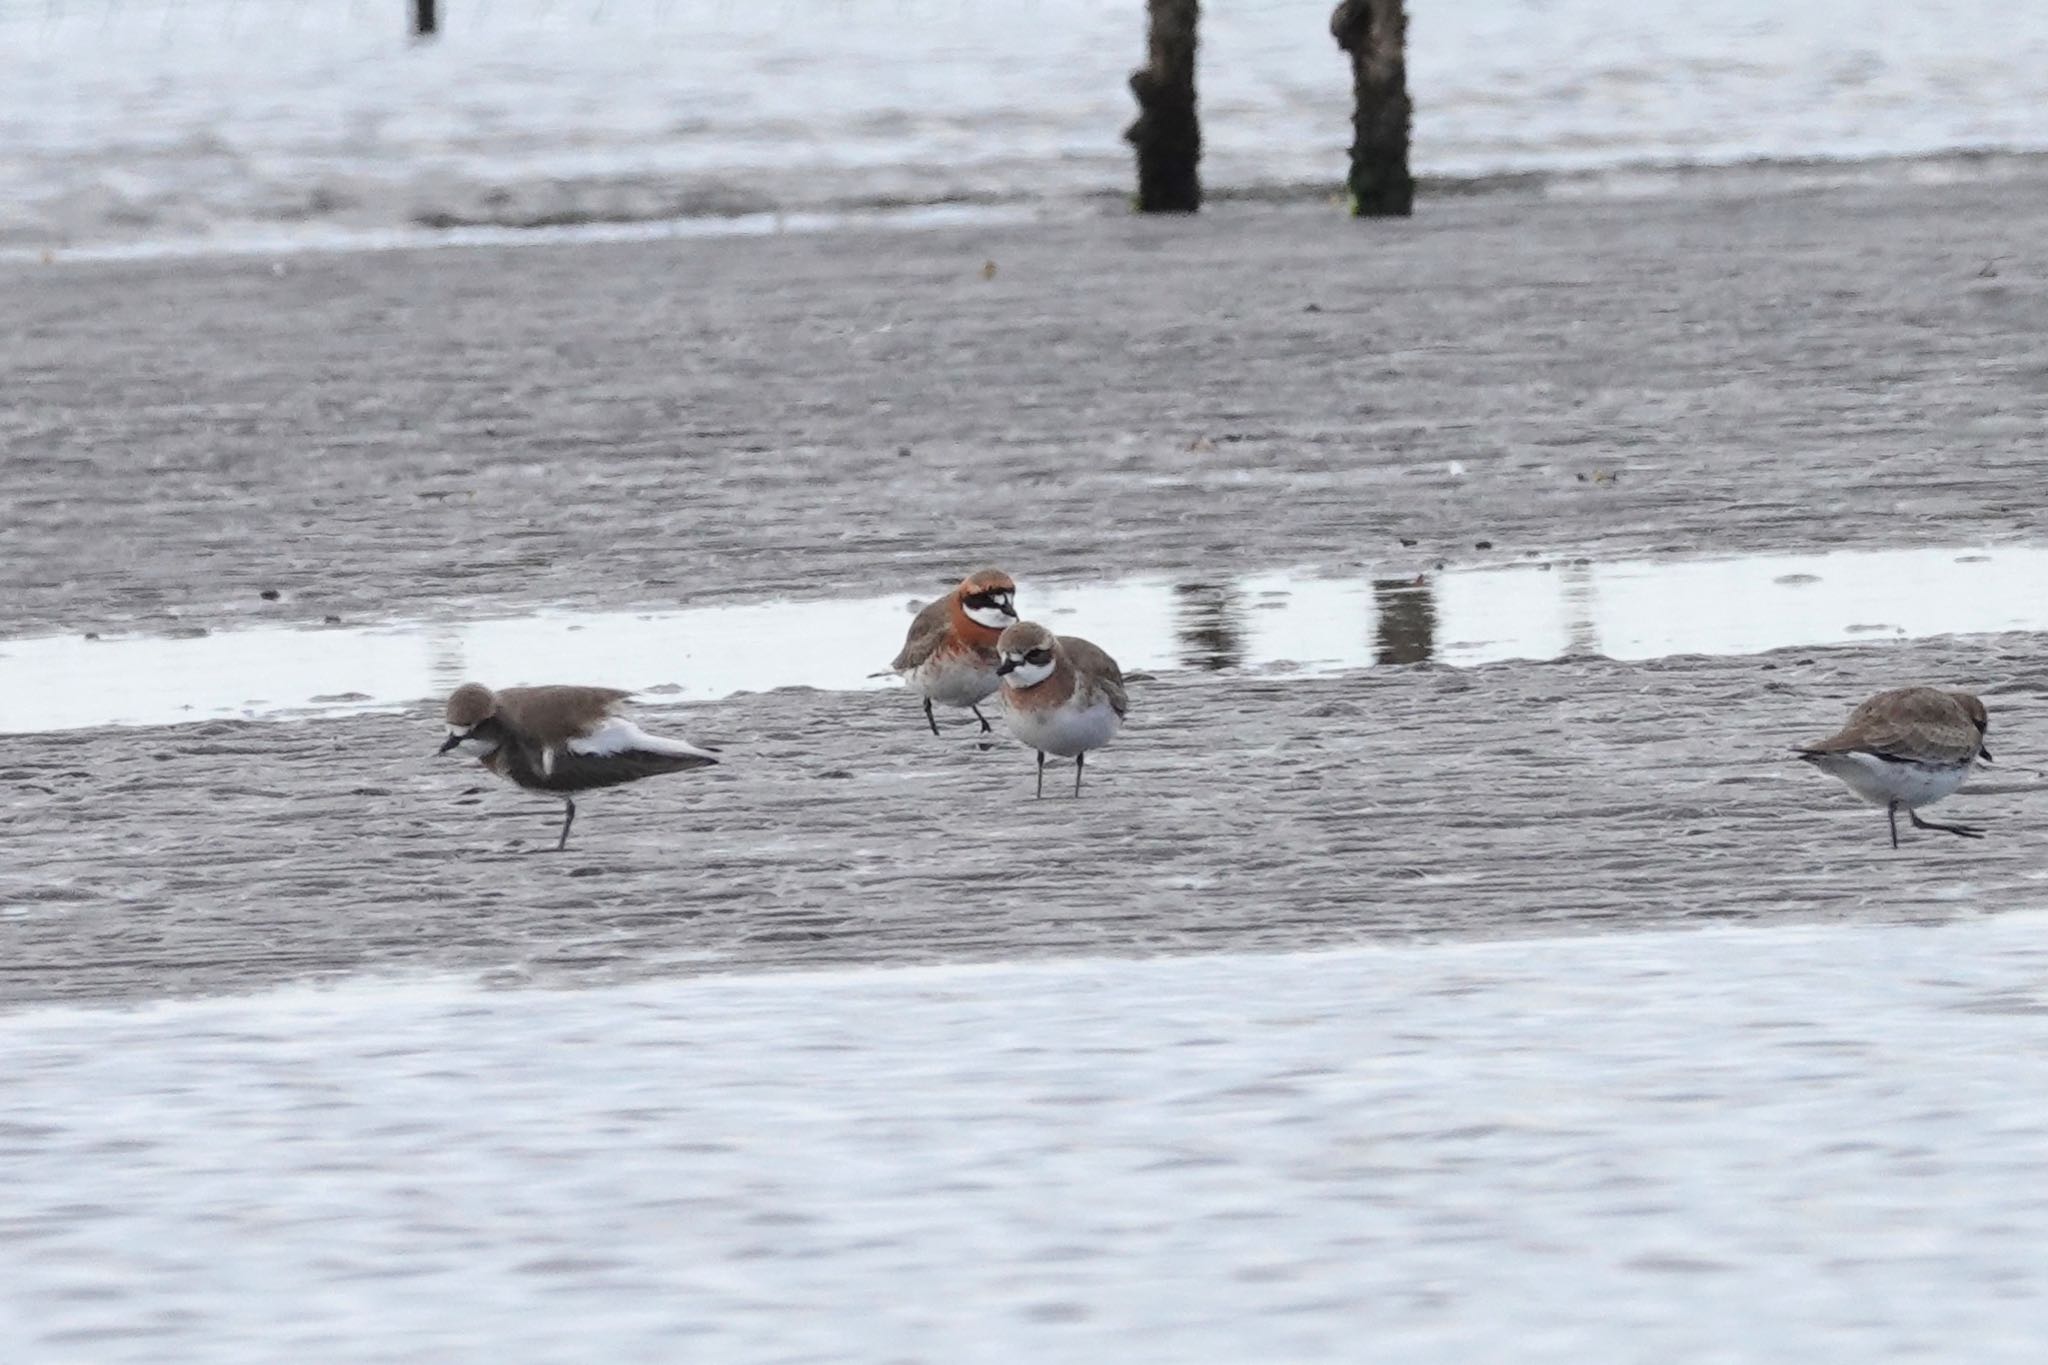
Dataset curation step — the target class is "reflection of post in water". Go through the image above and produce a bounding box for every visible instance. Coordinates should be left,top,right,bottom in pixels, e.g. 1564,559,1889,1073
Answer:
1559,558,1599,657
1372,576,1436,665
1173,582,1246,671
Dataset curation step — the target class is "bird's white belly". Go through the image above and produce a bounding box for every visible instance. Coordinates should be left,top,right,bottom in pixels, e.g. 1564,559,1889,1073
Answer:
906,655,999,707
1007,698,1121,758
1814,752,1971,809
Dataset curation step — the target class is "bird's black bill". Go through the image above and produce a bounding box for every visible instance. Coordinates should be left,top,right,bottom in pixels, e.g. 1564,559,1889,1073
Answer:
995,658,1016,675
1979,743,1994,763
437,734,461,755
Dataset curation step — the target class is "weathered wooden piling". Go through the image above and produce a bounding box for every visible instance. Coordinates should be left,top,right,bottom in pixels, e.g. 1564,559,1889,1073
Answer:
1330,0,1413,216
1124,0,1202,213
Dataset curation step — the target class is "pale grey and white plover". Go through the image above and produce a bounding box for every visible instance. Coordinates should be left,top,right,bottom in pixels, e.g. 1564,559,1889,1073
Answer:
437,682,719,851
995,620,1127,798
1794,686,1991,848
891,567,1019,736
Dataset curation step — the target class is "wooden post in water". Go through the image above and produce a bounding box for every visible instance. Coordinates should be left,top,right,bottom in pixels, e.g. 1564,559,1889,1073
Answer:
413,0,438,39
1330,0,1413,216
1124,0,1201,213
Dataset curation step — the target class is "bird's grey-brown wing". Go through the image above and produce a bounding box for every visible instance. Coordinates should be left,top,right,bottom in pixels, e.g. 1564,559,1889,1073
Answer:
498,696,718,793
493,685,634,747
1800,687,1978,765
539,742,716,792
1060,635,1129,719
891,597,953,672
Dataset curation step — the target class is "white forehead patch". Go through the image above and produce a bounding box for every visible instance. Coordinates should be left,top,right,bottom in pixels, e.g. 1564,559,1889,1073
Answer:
1003,658,1055,689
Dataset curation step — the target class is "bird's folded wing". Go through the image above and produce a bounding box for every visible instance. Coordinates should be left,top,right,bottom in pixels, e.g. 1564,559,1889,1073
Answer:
1098,676,1129,720
1058,637,1128,718
566,716,719,762
526,718,719,789
890,598,953,672
1805,714,1977,766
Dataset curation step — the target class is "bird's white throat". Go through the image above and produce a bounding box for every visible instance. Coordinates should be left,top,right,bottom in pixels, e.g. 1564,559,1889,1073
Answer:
1003,658,1055,689
964,603,1017,630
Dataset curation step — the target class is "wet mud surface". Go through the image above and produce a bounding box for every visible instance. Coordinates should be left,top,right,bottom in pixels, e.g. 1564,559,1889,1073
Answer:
4,175,2048,1006
4,631,2044,1007
3,176,2048,640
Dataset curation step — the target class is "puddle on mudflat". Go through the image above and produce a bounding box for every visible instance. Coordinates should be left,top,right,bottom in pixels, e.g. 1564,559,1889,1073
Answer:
0,545,2039,734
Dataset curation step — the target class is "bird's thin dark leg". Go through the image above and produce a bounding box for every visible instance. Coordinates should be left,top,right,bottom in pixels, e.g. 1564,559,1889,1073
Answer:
1035,751,1045,799
557,797,576,852
1074,751,1085,798
1911,810,1986,840
1887,800,1900,850
922,697,940,737
970,704,993,734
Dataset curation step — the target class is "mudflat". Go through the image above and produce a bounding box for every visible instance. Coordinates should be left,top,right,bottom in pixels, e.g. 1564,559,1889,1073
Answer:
5,174,2046,636
4,173,2047,1005
4,628,2043,1005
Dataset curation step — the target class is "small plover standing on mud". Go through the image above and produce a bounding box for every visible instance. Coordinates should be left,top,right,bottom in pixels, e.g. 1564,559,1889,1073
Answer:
995,621,1128,798
437,683,719,851
1794,686,1991,848
891,568,1019,736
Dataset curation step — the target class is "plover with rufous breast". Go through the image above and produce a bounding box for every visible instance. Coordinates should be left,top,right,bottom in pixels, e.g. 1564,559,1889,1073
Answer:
437,682,719,851
1794,686,1991,848
995,620,1127,798
891,568,1019,736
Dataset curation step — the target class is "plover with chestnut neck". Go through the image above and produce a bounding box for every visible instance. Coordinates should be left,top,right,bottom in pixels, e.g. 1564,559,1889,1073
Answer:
995,620,1127,798
437,682,719,851
1794,686,1991,848
891,567,1019,736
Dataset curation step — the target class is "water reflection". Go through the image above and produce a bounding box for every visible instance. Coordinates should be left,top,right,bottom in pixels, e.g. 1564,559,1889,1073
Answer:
4,545,2047,733
1559,559,1601,659
1372,577,1437,666
1171,583,1247,671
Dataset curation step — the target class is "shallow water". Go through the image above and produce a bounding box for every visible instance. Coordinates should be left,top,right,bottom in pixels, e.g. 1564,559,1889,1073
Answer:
7,0,2048,251
7,916,2048,1361
2,544,2039,734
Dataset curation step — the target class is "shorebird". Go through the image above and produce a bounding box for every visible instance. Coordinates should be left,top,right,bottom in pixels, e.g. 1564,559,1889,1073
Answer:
995,620,1127,797
436,682,719,851
891,568,1019,736
1794,686,1991,848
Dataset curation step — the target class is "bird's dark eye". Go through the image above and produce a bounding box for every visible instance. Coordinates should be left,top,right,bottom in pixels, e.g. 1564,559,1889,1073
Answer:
1026,649,1052,666
964,590,1011,611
